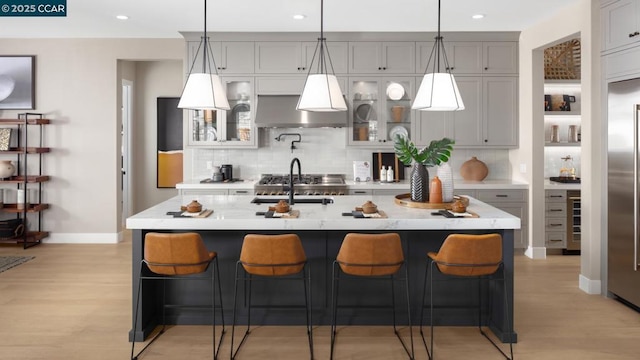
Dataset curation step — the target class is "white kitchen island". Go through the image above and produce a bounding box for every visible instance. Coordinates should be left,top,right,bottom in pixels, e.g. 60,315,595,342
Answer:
127,194,520,344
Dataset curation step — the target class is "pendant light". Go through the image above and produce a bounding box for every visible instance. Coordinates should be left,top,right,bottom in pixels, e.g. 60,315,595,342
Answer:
297,0,347,112
178,0,230,110
412,0,464,111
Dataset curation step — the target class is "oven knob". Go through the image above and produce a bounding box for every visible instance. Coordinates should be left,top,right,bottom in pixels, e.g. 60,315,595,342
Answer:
330,191,337,196
324,191,330,195
338,191,344,196
270,191,277,196
276,191,283,195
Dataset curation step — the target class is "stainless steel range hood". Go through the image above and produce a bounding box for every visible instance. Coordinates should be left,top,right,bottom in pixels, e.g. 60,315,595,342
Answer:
255,95,348,128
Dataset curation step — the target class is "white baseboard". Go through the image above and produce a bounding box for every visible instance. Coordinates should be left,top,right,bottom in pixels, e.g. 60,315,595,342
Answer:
524,246,547,259
579,274,602,295
43,233,121,244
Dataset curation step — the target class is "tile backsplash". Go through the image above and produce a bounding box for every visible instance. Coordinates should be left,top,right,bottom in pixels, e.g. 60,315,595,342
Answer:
191,128,511,181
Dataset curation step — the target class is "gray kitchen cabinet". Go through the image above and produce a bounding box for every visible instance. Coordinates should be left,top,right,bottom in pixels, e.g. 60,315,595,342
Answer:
545,190,567,249
256,76,347,95
482,42,518,74
349,42,415,74
255,41,348,74
187,77,257,148
303,41,349,74
414,76,517,148
348,77,415,147
459,188,528,249
416,41,516,75
601,0,640,53
186,41,254,75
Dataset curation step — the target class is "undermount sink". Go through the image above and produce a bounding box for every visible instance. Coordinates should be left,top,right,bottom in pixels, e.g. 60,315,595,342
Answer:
251,197,334,205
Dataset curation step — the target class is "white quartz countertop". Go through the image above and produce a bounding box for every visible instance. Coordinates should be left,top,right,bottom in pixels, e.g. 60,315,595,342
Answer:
177,179,257,189
126,195,520,231
346,179,528,190
544,179,581,190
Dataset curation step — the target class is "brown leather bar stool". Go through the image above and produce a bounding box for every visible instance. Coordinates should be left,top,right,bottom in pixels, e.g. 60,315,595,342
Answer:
131,232,225,360
420,233,514,359
230,233,312,359
330,233,414,360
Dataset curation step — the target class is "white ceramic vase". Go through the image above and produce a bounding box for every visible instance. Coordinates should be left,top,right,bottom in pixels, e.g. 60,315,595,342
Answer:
0,160,16,179
437,162,454,202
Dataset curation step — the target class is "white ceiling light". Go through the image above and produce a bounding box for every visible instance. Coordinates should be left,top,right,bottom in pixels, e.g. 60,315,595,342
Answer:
297,0,347,112
472,14,485,19
293,14,306,20
178,0,230,111
412,0,464,111
116,15,129,20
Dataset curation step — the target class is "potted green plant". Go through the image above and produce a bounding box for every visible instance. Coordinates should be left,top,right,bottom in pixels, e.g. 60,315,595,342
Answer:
393,135,454,202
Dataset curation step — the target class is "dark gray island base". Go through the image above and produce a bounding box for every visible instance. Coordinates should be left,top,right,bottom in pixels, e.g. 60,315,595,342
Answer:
127,195,520,344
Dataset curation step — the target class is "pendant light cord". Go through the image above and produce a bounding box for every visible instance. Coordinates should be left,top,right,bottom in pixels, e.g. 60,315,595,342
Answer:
436,0,441,72
202,0,208,73
319,0,325,73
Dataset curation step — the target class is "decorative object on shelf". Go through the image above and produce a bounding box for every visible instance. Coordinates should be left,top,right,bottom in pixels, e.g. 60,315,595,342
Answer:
429,176,443,204
386,83,405,100
16,189,26,210
460,156,489,181
550,124,559,143
544,38,581,80
0,128,10,150
0,160,15,179
437,162,454,202
391,106,405,122
0,219,24,240
393,135,454,202
568,125,579,143
544,95,552,111
0,56,35,110
297,0,347,112
177,0,230,110
412,0,464,111
559,155,576,179
549,94,576,111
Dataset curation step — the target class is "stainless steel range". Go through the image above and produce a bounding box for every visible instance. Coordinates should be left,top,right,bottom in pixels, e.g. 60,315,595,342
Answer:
254,174,347,196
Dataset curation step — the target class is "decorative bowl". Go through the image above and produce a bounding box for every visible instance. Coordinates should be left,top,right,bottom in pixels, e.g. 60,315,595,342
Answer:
274,200,290,213
186,200,203,213
361,200,378,214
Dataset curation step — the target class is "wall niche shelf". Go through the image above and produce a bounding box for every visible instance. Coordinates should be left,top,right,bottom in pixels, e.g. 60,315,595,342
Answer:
0,113,50,248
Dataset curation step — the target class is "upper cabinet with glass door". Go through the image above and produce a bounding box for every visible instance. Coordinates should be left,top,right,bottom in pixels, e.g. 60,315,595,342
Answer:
348,77,414,147
187,77,257,148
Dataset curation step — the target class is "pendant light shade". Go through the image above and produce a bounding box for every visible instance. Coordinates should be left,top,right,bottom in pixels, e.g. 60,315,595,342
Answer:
412,0,464,111
298,74,347,112
178,0,230,111
297,0,347,112
413,73,464,111
178,73,229,110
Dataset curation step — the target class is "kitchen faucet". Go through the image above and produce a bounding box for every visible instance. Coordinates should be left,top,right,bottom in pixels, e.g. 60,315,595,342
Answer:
276,133,301,153
289,157,301,205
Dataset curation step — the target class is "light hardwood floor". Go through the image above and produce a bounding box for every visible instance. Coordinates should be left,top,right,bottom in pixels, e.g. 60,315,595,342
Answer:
1,235,639,360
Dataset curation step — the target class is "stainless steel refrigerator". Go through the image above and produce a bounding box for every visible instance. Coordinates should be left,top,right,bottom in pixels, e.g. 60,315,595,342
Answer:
608,79,640,308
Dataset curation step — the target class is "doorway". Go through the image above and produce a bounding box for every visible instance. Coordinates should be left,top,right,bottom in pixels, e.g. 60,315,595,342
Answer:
121,80,133,226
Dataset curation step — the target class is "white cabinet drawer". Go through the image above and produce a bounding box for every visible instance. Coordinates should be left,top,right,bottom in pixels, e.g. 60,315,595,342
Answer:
545,202,566,216
545,217,566,231
348,189,372,195
229,189,253,195
180,189,228,196
545,190,567,202
476,189,526,202
546,232,567,248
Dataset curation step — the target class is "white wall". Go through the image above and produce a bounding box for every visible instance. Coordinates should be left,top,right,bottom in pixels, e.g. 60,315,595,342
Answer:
514,0,602,294
0,39,183,243
132,60,183,212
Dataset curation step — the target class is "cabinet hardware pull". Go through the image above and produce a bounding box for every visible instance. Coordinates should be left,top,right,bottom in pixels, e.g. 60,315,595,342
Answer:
550,195,563,198
549,239,563,242
550,223,563,227
354,191,367,194
236,190,248,194
629,31,640,38
495,194,508,197
450,67,454,70
297,67,301,70
378,67,382,70
382,67,387,70
550,209,563,212
484,139,488,142
484,67,488,70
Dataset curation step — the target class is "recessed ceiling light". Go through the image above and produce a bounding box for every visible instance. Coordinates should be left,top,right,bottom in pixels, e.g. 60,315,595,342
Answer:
116,15,129,20
293,14,306,20
472,14,485,20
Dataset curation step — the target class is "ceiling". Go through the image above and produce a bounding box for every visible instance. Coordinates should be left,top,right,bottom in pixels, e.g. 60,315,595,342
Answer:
0,0,582,38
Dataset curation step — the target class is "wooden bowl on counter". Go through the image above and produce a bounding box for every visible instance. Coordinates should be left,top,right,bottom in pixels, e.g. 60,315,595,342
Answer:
185,200,203,213
274,200,290,213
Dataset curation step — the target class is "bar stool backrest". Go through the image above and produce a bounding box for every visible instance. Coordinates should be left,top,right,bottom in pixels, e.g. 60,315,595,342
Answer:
240,234,307,276
336,233,404,276
144,232,214,275
428,233,502,277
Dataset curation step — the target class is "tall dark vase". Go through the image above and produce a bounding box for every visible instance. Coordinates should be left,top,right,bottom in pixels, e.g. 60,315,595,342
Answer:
410,163,429,202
